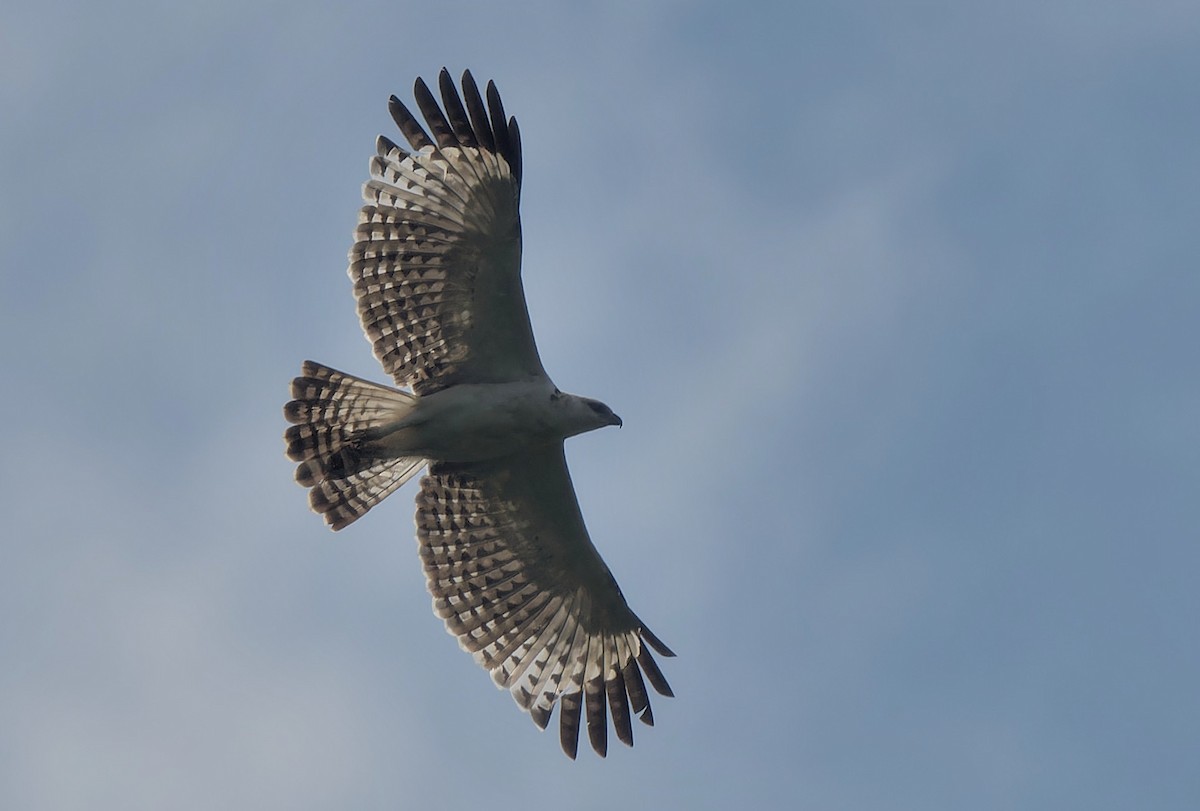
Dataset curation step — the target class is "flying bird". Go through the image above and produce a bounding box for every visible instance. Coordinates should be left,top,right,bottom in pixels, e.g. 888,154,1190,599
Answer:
284,69,674,758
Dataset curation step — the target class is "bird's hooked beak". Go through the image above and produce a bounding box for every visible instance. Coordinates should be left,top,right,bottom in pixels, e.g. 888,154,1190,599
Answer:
612,412,623,428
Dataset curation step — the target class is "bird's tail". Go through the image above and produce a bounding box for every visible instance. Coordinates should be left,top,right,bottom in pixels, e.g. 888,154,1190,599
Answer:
284,360,426,530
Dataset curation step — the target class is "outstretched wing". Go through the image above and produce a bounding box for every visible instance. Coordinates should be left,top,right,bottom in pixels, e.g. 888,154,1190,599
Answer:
415,446,674,759
351,69,544,395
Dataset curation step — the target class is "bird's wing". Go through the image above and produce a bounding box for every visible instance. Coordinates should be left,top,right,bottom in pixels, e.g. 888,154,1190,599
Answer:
415,445,674,759
351,69,544,395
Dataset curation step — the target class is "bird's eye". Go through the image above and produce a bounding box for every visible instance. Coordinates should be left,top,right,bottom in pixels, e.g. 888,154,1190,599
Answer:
550,389,562,401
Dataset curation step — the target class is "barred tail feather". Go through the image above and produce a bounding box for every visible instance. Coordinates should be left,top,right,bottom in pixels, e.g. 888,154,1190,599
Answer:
308,456,425,530
284,360,426,529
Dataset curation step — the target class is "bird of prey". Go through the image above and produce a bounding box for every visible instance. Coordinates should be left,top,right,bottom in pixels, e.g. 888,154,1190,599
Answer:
283,69,673,758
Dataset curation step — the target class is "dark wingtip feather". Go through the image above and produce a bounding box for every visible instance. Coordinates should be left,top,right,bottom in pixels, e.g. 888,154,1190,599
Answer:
460,70,495,151
622,658,650,716
607,669,634,747
438,68,476,147
585,678,608,757
637,645,674,698
640,625,676,657
507,117,522,186
559,693,582,760
388,95,432,151
485,80,515,172
413,75,456,149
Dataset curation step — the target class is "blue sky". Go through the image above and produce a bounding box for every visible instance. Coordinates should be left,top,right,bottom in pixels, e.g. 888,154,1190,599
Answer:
2,1,1198,808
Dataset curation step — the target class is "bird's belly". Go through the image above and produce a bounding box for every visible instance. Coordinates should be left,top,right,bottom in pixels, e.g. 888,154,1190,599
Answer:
376,381,557,463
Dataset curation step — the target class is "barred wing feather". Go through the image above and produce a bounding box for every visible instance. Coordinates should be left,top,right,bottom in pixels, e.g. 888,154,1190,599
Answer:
351,69,545,395
415,446,674,758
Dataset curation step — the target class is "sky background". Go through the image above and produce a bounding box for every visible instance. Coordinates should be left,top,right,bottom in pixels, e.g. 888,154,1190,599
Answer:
2,1,1198,808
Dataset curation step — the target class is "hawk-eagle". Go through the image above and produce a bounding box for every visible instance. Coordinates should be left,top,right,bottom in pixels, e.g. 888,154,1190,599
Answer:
284,69,673,759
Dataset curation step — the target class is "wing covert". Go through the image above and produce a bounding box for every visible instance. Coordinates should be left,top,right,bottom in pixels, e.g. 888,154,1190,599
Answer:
350,69,543,395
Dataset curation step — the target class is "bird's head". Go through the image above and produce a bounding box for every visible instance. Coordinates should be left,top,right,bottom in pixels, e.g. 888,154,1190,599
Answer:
582,397,622,429
552,390,622,437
